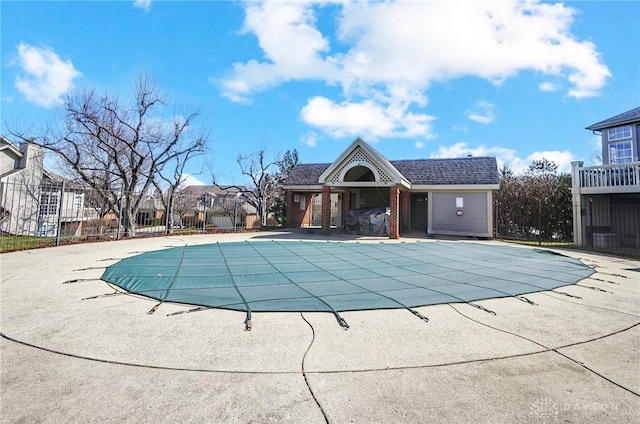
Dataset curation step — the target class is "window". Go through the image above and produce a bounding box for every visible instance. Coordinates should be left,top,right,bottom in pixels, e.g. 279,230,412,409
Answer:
608,125,631,141
609,141,633,164
39,193,59,216
73,192,83,209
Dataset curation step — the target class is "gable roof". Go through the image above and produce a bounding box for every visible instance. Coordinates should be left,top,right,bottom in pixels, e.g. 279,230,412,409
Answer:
317,137,407,185
0,135,22,159
586,106,640,131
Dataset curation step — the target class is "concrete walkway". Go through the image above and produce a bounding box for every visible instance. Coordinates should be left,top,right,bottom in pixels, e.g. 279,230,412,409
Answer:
1,232,638,423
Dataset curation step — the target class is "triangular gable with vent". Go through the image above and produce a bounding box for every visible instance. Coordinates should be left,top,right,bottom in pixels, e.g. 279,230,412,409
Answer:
318,138,410,187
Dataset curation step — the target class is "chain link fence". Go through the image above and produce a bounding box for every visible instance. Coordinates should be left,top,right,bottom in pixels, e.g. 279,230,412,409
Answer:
0,180,258,252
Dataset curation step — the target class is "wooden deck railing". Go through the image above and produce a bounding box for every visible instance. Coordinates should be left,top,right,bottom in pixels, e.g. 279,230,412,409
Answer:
572,161,640,193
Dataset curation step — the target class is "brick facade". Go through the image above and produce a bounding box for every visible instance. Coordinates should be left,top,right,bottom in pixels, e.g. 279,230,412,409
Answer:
286,193,313,227
400,190,410,233
389,185,400,239
321,185,331,235
286,190,293,227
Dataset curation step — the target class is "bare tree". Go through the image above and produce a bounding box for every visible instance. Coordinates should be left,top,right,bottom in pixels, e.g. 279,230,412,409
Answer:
231,148,298,227
236,149,280,227
10,74,207,236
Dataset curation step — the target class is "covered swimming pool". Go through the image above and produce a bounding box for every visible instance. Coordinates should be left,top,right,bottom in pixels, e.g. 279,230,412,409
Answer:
101,240,594,329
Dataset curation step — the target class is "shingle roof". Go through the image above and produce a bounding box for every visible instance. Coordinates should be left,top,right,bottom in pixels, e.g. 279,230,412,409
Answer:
285,163,330,185
586,106,640,131
286,157,499,186
392,157,499,185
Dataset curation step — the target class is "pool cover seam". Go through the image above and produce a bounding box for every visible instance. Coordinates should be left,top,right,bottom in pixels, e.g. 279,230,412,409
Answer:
270,241,429,318
315,241,571,311
216,242,252,324
243,241,349,324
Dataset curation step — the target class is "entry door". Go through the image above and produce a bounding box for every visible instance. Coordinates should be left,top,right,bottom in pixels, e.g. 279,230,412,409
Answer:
410,194,428,232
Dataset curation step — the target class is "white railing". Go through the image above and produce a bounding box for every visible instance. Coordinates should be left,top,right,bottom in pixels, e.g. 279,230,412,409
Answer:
572,161,640,192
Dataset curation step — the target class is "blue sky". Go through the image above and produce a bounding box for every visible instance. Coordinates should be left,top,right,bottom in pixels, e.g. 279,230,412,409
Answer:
1,0,639,186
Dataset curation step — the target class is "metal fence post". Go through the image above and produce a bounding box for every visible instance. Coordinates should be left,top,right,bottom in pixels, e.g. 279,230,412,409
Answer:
538,199,542,246
202,199,207,233
55,181,65,247
116,187,124,240
165,190,172,236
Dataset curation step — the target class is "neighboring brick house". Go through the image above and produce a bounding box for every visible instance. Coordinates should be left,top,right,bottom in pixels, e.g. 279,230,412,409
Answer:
176,185,259,230
284,137,499,239
571,106,640,250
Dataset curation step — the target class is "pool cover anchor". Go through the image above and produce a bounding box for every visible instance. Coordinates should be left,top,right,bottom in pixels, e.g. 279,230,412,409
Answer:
244,311,252,331
516,296,537,306
82,291,122,300
63,278,101,284
147,303,161,315
408,308,430,322
578,284,611,293
334,312,350,330
553,291,582,299
467,303,497,315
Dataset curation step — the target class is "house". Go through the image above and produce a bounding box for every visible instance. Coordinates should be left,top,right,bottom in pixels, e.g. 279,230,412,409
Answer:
0,136,86,237
283,138,499,239
571,106,640,250
175,185,259,230
135,194,166,226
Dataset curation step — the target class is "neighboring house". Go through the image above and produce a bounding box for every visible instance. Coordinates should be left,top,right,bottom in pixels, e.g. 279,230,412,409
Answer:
284,137,500,239
0,135,86,237
571,106,640,250
176,185,258,230
135,194,166,226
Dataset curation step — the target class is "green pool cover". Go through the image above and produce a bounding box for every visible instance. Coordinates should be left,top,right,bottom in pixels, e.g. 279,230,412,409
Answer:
101,241,593,328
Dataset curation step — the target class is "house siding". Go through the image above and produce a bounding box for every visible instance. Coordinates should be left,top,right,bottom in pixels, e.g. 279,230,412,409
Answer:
430,192,489,237
636,124,640,162
602,124,639,164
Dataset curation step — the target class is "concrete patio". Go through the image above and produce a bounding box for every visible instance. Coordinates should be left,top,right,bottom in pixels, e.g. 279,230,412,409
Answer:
1,231,638,423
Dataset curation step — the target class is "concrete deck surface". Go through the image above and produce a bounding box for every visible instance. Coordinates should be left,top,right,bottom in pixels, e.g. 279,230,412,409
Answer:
1,231,638,423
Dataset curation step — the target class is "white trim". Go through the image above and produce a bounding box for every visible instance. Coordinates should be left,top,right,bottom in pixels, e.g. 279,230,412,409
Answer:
339,161,381,183
318,138,408,184
324,181,396,188
607,125,632,141
283,185,323,191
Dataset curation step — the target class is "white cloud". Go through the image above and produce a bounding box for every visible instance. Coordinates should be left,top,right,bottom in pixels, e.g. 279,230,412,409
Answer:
14,43,82,107
133,0,152,12
414,141,425,149
431,142,575,174
301,131,319,148
219,1,339,103
538,81,559,92
220,0,610,138
300,96,435,139
466,100,496,124
180,173,206,187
